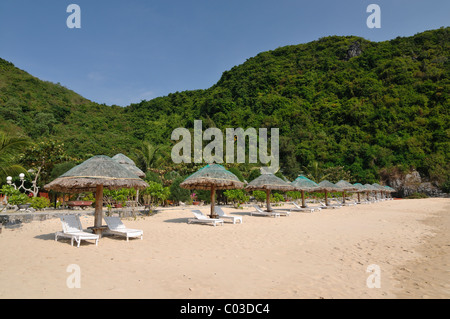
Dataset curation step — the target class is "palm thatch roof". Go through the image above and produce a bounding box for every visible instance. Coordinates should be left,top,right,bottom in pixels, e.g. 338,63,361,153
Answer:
372,183,386,191
335,180,357,191
316,180,341,192
384,185,396,192
112,153,145,178
291,175,319,191
353,183,368,192
44,155,149,193
245,172,294,192
180,164,244,190
364,183,377,191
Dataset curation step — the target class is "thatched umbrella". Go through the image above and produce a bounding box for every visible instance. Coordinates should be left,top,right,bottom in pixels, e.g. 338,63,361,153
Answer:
353,183,368,203
245,172,294,212
335,180,357,205
180,164,244,218
384,185,396,199
112,153,145,178
364,184,377,201
372,183,387,200
316,180,342,207
112,153,145,205
44,155,148,234
291,175,319,208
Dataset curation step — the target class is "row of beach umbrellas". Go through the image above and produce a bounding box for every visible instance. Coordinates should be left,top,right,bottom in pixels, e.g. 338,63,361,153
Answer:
44,156,396,231
179,164,396,218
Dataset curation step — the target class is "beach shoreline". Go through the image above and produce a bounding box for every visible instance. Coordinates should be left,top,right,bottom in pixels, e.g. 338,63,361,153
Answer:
0,198,448,299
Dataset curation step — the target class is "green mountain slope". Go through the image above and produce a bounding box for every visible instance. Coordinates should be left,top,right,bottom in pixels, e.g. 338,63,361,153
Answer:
0,58,137,156
1,27,449,185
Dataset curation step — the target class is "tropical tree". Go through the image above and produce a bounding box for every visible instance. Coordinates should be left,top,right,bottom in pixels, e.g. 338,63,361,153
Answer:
134,141,164,172
0,131,32,182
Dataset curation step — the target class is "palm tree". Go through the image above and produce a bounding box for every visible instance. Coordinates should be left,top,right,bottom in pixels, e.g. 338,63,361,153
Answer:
134,141,165,172
0,131,32,182
301,161,330,183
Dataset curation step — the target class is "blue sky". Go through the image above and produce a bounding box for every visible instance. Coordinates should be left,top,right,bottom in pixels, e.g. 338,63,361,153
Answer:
1,0,448,106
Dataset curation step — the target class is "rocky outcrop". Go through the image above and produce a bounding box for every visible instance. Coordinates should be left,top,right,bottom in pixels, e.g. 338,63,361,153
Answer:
386,169,447,198
345,41,362,60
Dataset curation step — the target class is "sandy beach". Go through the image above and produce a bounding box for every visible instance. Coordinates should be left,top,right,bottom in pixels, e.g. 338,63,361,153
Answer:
0,198,448,299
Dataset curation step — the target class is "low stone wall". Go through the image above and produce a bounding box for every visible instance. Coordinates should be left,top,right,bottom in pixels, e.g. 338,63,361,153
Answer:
0,208,152,227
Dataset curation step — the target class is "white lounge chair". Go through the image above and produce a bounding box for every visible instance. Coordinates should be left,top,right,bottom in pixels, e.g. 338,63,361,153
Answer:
291,202,317,213
250,205,281,218
320,201,342,209
214,206,243,224
188,210,224,226
104,216,143,241
55,215,99,248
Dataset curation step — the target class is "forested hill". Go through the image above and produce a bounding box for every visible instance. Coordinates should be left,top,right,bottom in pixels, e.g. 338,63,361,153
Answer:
1,27,449,185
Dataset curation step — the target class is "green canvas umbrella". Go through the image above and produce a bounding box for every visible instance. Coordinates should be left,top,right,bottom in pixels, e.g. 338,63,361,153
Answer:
45,155,148,233
180,164,244,218
291,175,319,208
245,172,294,212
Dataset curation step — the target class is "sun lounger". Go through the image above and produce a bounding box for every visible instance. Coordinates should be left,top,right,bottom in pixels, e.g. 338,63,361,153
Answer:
291,202,318,212
250,204,281,217
214,206,243,224
55,215,99,248
188,210,224,226
104,216,143,241
319,201,342,209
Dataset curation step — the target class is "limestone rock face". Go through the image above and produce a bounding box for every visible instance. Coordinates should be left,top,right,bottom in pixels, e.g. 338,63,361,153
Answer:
345,41,362,60
387,170,447,197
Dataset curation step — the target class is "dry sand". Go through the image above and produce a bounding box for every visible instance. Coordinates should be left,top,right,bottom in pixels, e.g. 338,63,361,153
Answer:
0,198,448,299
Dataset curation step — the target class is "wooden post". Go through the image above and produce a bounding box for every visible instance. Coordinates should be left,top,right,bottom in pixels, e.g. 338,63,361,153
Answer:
94,185,104,229
210,185,216,218
325,191,328,206
266,189,271,212
301,190,306,208
342,191,346,204
357,192,361,203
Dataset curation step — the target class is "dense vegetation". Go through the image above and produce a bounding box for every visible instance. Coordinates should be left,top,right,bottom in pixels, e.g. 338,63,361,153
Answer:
0,28,448,191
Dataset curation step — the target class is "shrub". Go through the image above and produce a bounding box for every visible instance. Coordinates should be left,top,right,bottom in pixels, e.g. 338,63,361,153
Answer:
252,190,267,203
29,196,50,210
406,192,428,199
223,189,249,208
272,193,285,202
8,193,29,206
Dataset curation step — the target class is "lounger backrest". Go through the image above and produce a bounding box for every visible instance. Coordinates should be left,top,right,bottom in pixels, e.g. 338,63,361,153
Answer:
61,215,82,233
214,206,225,216
192,210,206,220
293,202,301,209
252,204,263,212
104,216,126,230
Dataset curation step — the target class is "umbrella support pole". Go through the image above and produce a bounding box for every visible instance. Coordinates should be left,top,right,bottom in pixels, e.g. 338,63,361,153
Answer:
92,185,105,236
266,189,272,212
301,190,306,208
210,185,217,219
